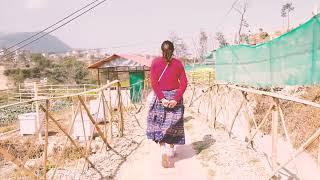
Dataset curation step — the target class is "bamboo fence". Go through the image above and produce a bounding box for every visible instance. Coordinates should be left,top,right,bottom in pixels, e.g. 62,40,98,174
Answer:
0,80,126,179
188,82,320,179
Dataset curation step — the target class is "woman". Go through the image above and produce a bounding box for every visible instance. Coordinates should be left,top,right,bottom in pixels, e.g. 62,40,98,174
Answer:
146,40,188,168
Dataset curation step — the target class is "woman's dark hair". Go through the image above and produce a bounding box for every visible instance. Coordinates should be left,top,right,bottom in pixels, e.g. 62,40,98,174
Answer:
161,40,174,62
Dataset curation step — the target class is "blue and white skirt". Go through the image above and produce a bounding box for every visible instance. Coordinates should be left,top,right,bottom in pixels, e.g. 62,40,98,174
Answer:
146,90,185,145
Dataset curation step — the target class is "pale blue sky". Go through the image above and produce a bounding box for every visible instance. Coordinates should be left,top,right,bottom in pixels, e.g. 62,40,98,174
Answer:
1,0,319,54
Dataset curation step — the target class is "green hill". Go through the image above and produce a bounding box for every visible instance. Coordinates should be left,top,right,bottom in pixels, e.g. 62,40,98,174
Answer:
0,32,71,53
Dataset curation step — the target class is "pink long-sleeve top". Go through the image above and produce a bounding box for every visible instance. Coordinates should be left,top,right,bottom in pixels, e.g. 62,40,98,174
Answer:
150,57,188,102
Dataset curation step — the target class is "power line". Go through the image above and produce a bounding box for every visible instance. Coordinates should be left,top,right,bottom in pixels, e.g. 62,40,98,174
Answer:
1,0,108,59
0,0,241,58
215,0,240,32
0,0,100,53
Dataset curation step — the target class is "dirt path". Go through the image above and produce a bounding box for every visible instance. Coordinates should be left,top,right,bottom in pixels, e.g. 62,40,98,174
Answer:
116,133,207,180
116,110,269,180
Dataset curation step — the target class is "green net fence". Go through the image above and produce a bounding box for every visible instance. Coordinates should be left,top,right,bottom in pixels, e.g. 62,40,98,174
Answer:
216,14,320,87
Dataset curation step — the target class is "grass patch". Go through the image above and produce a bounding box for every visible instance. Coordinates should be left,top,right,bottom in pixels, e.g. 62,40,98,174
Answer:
0,124,17,133
62,146,86,160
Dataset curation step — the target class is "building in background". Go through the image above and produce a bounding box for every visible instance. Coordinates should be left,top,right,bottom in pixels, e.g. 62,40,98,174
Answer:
88,54,153,103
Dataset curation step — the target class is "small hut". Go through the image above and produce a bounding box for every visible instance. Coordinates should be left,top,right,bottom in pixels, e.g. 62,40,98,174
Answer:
88,54,152,103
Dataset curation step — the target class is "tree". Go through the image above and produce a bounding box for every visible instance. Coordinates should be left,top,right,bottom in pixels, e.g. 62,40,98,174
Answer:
169,32,189,65
239,33,249,44
199,30,208,62
216,32,229,48
50,64,68,83
233,0,249,44
281,2,295,31
1,48,14,62
61,57,89,84
31,54,51,70
169,32,189,63
258,28,270,41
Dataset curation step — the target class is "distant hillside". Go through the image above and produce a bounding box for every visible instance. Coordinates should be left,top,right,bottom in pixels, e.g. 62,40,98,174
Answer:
0,32,71,53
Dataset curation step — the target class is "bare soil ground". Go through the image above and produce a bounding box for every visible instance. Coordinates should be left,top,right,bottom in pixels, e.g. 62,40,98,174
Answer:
251,86,320,158
116,109,269,180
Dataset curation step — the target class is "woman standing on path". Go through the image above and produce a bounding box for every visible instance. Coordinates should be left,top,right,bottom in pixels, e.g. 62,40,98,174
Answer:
146,40,188,168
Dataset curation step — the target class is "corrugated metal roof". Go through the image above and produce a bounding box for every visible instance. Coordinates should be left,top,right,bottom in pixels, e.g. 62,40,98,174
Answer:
88,54,153,69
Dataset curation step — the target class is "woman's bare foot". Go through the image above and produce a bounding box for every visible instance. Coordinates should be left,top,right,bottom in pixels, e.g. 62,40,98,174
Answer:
162,154,170,168
160,143,170,168
167,144,175,157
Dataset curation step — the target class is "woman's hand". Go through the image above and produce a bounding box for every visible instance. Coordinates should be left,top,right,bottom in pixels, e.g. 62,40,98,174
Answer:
168,100,177,108
161,98,169,107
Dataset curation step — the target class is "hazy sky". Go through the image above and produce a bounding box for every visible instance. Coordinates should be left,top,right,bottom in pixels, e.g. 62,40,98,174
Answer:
1,0,319,54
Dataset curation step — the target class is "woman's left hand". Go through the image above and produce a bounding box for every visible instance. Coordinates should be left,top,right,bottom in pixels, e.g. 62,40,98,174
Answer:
168,100,177,108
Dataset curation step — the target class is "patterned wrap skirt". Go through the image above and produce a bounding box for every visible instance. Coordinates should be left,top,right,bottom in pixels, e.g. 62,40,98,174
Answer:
146,90,185,145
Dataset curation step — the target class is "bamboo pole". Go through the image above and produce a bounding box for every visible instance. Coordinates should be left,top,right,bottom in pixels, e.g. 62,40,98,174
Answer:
97,69,101,86
278,103,302,178
0,80,120,110
225,84,320,109
19,84,22,102
102,92,113,144
50,102,81,180
269,127,320,179
78,96,108,144
212,85,220,128
34,82,41,141
38,104,102,176
43,100,49,180
251,112,258,129
0,147,37,179
101,92,111,143
246,104,274,147
81,95,99,173
201,82,320,109
79,105,88,145
206,87,212,121
228,95,245,137
107,80,111,109
81,125,96,173
117,82,124,137
78,96,123,158
271,105,279,176
243,107,252,141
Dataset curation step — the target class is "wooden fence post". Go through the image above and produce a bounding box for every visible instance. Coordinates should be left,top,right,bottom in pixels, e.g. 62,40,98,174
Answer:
107,80,111,108
0,147,37,179
228,92,246,137
19,84,22,102
269,128,320,179
34,82,41,140
271,103,279,178
43,99,49,180
38,104,103,176
117,82,124,137
246,104,274,147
